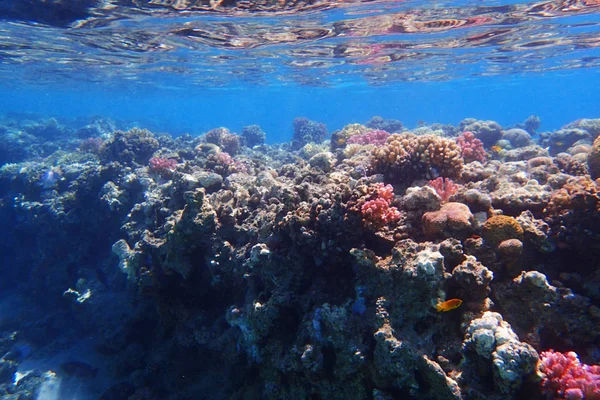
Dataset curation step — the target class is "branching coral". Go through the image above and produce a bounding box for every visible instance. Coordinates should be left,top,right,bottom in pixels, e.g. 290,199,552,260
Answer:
371,133,464,182
457,131,486,163
360,183,401,230
539,350,600,400
428,177,458,203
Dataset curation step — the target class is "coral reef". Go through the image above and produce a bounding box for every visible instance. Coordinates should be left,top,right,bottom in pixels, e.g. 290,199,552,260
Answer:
456,131,486,163
292,117,328,150
458,119,503,148
539,350,600,400
241,124,267,147
371,133,464,182
1,114,600,400
588,135,600,179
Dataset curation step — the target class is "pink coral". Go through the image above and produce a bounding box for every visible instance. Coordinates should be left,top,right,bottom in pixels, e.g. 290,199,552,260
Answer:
347,129,390,146
457,131,486,163
539,350,600,400
360,183,401,229
149,157,177,174
422,202,474,235
428,177,458,203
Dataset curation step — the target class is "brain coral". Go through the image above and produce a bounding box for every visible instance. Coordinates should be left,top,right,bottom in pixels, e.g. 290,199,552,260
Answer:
371,133,463,182
482,215,524,248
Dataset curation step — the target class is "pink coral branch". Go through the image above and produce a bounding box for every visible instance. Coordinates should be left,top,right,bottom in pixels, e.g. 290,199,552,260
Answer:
428,177,458,203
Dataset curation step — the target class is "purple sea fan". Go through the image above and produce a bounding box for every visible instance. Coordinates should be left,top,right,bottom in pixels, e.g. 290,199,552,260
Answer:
347,129,390,146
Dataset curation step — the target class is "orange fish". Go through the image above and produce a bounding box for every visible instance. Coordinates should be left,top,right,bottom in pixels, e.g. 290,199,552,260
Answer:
436,298,462,312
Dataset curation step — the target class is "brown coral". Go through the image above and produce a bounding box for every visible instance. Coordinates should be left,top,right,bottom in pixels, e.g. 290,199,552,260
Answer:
422,202,475,236
482,215,524,248
545,176,600,215
587,135,600,179
371,133,463,182
205,127,241,155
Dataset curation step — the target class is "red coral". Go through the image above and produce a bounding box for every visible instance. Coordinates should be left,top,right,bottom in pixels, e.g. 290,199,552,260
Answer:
360,183,401,229
428,177,458,203
457,131,486,163
540,350,600,400
149,157,177,174
347,129,390,146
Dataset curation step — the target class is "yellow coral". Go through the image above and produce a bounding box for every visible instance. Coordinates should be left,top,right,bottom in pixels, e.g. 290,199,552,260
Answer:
482,215,524,248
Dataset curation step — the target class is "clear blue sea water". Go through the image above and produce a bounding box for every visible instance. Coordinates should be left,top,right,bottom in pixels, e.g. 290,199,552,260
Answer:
1,0,599,141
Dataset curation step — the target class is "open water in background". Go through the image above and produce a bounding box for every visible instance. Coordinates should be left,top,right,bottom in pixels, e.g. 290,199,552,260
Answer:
0,0,599,140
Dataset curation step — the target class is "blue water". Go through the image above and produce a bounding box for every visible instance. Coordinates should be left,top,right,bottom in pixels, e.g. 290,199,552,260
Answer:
1,70,598,142
1,0,599,142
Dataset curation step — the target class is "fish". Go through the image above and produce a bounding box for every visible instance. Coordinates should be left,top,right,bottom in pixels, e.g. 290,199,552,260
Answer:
436,298,462,312
60,361,98,379
98,382,135,400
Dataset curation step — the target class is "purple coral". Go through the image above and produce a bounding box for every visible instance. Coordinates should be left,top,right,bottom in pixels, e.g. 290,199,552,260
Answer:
149,157,177,174
539,350,600,400
347,129,390,146
457,131,486,163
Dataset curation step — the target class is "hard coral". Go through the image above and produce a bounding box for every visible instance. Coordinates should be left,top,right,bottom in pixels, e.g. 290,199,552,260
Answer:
545,176,600,215
539,350,600,400
347,129,390,146
99,127,160,165
422,202,474,236
459,119,503,148
457,131,486,163
428,177,458,203
360,183,401,230
588,135,600,179
241,124,266,147
330,123,368,149
482,215,524,248
205,127,241,155
366,116,403,133
149,157,177,175
371,133,463,182
292,117,327,150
